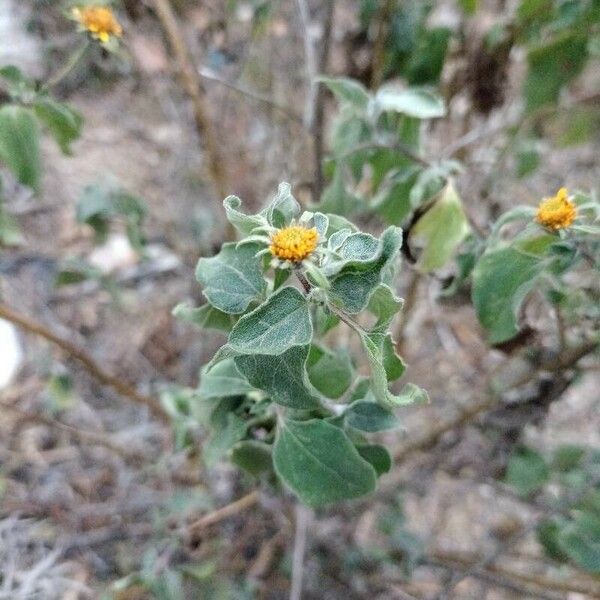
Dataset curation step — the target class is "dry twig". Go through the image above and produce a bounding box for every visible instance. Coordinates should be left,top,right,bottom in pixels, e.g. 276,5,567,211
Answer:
152,0,229,205
187,490,260,532
0,302,170,423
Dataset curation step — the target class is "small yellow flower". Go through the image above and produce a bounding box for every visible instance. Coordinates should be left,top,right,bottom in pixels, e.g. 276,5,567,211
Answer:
270,226,318,262
536,188,577,231
72,6,123,44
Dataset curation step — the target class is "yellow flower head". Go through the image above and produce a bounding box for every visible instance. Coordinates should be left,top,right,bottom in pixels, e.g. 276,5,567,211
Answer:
536,188,576,231
72,6,122,43
270,226,318,262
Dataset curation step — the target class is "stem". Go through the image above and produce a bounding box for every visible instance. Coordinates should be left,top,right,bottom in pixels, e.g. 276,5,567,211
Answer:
45,41,89,89
0,301,170,423
187,491,259,532
152,0,231,235
370,0,395,89
312,0,335,201
289,503,311,600
295,269,312,294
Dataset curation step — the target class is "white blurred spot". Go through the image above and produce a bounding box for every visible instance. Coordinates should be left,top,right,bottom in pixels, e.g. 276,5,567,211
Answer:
88,233,138,274
0,319,23,389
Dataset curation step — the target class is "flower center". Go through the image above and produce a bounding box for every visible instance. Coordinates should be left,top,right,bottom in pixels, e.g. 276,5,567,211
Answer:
269,226,318,262
73,6,123,42
536,188,576,231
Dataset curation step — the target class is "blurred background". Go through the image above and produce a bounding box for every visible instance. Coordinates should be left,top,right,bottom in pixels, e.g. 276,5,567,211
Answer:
1,1,599,598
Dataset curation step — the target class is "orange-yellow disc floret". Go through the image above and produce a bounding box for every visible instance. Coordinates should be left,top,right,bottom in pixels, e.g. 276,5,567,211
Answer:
72,6,123,43
269,226,318,262
535,188,577,231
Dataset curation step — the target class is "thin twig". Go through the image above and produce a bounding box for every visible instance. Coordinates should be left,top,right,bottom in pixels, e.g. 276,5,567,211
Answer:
290,503,312,600
0,302,170,423
338,141,431,168
295,0,318,130
387,339,599,473
424,557,562,600
152,0,229,205
1,402,146,462
435,472,600,599
198,66,303,124
428,549,600,598
370,0,395,89
187,490,259,532
312,0,335,200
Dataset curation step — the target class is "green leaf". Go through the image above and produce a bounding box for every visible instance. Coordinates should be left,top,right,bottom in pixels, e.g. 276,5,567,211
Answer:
319,164,364,216
0,105,41,192
367,284,404,333
228,286,312,355
235,346,320,409
328,226,403,314
204,414,248,467
373,85,446,119
536,518,571,562
306,345,354,399
524,32,588,112
472,241,550,344
230,440,273,476
265,182,300,227
273,419,377,506
0,204,23,246
505,447,549,496
356,444,392,476
198,359,254,399
223,195,266,235
395,382,429,405
33,97,83,155
409,182,470,272
558,512,600,573
359,332,417,408
318,76,371,110
345,400,400,432
172,303,236,332
196,242,266,314
372,166,422,225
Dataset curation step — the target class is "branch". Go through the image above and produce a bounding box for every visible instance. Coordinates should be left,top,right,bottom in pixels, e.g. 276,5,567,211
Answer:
187,490,259,532
152,0,229,205
428,549,600,598
312,0,335,200
290,503,312,600
0,302,170,423
390,339,598,468
2,402,147,462
370,0,395,89
295,0,319,130
197,66,303,125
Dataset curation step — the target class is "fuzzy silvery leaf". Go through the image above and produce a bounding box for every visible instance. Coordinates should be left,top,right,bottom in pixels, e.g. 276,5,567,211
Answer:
204,413,248,467
307,345,354,399
472,235,554,344
327,227,402,313
367,284,404,333
318,76,371,110
356,444,392,476
228,286,312,355
409,182,470,272
313,212,329,236
235,346,320,409
172,303,236,332
345,400,400,432
0,105,41,193
198,359,254,399
265,182,300,227
371,85,446,119
319,164,364,216
359,331,412,408
196,242,266,314
223,195,267,235
273,419,377,506
231,440,273,476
